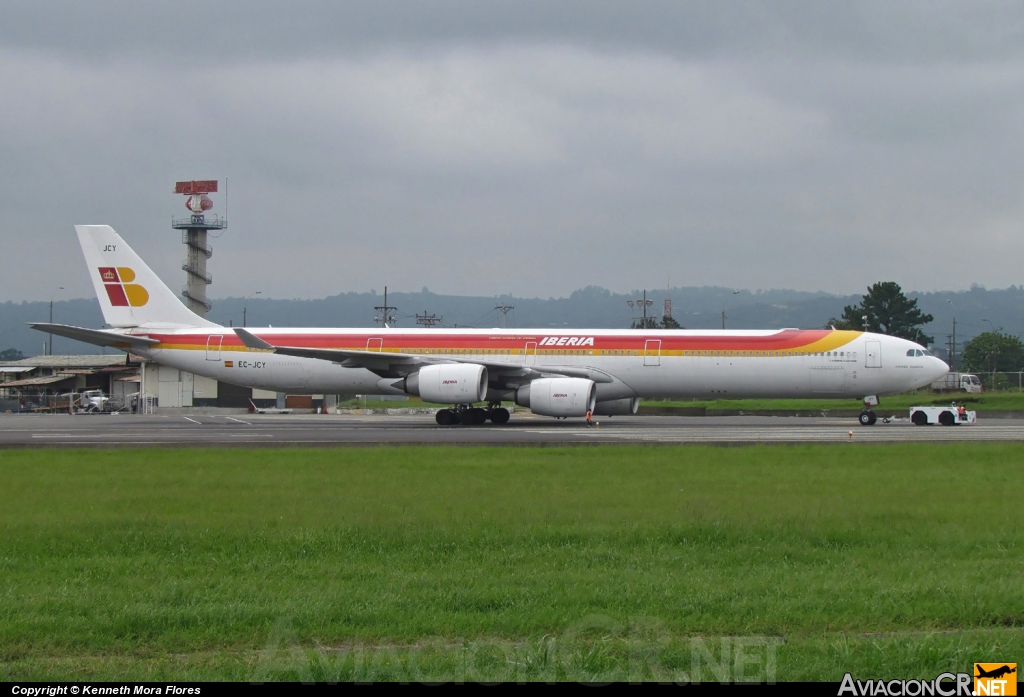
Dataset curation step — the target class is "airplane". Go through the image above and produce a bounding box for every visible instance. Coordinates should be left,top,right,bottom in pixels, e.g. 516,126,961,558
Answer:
975,665,1016,680
31,225,951,426
248,399,292,415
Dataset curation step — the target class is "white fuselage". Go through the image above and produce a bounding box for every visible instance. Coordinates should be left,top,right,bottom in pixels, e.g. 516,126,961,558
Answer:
130,327,949,403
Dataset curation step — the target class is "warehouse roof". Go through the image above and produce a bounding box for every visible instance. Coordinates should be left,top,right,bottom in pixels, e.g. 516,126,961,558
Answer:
0,355,128,369
0,374,77,388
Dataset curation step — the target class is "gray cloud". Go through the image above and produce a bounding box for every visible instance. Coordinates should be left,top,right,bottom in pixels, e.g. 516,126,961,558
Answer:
1,2,1023,303
6,1,1024,63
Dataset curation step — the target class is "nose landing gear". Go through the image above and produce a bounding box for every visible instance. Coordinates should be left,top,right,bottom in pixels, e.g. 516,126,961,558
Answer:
859,395,879,426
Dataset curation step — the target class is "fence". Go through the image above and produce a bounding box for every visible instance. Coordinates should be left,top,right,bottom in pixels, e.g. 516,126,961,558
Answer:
974,371,1024,392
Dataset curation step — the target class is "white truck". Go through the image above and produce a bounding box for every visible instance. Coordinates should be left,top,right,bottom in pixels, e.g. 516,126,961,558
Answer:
910,404,977,426
930,372,983,393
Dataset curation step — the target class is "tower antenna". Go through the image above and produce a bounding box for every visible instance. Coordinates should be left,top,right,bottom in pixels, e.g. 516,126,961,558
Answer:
172,179,224,317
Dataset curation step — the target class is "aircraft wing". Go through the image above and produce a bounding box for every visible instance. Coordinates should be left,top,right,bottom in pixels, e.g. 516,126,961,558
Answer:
525,365,613,383
29,323,160,350
234,328,424,373
232,328,612,383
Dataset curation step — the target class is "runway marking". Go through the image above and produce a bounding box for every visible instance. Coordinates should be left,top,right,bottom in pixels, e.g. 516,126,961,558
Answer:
7,415,1024,447
519,426,1024,444
34,432,188,438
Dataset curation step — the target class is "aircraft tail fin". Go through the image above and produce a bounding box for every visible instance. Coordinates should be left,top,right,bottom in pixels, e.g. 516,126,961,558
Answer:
75,225,219,329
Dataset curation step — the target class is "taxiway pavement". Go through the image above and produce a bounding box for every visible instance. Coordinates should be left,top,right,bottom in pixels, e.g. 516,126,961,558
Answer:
2,412,1023,447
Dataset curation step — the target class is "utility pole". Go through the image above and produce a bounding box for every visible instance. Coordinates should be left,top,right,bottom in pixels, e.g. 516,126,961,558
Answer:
415,311,442,327
374,286,398,327
947,299,956,370
946,315,954,370
494,304,515,328
982,318,998,389
48,286,64,356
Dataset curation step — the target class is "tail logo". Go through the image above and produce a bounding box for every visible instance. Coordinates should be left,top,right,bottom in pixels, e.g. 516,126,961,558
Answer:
98,267,149,307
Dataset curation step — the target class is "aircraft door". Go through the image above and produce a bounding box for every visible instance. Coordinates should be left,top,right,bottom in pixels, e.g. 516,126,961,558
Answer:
367,338,383,352
525,341,537,365
644,339,661,366
865,341,882,368
206,335,222,361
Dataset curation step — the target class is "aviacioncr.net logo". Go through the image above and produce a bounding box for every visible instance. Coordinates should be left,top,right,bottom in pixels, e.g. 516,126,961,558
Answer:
98,267,149,307
975,664,1017,696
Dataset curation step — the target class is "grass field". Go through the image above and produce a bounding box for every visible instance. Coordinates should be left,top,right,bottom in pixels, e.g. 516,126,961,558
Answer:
651,390,1024,411
1,445,1021,681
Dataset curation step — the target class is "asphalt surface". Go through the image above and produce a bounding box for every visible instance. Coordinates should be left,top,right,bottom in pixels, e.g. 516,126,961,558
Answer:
2,412,1024,447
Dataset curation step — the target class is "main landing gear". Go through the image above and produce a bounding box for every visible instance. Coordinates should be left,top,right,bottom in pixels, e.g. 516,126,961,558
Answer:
435,403,511,426
858,395,879,426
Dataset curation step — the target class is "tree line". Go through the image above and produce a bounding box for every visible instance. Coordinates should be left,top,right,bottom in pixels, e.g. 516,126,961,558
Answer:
826,281,1022,374
4,282,1021,374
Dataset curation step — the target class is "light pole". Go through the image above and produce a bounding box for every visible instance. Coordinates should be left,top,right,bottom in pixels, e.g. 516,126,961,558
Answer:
722,290,740,329
243,291,261,327
48,286,64,356
982,319,998,390
946,299,956,369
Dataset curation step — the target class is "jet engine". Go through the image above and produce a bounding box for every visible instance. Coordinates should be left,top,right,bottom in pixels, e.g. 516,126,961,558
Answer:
401,364,488,404
516,377,596,417
594,397,639,416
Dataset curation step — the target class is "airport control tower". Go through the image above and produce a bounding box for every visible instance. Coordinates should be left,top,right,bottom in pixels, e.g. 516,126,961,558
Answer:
172,180,226,318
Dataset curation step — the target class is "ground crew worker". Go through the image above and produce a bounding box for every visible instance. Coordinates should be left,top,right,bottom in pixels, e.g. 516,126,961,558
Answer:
586,409,593,427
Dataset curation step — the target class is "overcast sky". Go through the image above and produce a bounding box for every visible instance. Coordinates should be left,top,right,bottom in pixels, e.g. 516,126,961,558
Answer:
2,1,1023,302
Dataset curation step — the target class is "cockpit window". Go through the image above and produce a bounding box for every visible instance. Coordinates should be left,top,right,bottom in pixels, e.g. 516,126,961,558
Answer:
906,349,915,357
907,348,931,357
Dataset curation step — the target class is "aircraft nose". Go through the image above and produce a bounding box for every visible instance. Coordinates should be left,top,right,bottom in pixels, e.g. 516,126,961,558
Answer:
930,357,950,381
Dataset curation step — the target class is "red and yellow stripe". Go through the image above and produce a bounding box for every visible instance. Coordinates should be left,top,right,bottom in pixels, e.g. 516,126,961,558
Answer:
148,329,863,357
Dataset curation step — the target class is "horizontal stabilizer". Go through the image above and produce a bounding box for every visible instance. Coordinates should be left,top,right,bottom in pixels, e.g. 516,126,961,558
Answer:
28,323,160,350
233,328,275,351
